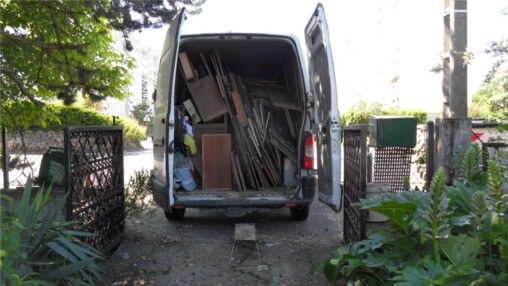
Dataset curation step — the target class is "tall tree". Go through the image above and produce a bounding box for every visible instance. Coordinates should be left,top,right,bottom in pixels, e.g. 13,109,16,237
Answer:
469,37,508,122
0,0,203,128
132,101,152,123
483,37,508,83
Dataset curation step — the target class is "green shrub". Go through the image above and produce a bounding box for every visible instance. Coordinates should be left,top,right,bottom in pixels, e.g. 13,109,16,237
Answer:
340,101,428,128
469,71,508,122
125,169,156,217
42,103,111,129
399,109,427,124
0,179,104,285
115,116,146,142
311,143,508,285
22,102,146,142
341,101,384,126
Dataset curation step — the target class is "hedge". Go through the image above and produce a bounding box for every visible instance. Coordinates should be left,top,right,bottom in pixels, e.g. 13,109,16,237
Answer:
37,103,146,142
340,101,427,128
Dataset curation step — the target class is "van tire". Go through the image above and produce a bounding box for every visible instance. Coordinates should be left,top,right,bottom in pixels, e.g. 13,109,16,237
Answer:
290,205,309,221
164,208,185,220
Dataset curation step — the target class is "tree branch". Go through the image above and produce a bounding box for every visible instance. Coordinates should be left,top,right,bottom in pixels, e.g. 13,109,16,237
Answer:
1,67,45,107
0,29,90,50
47,2,74,83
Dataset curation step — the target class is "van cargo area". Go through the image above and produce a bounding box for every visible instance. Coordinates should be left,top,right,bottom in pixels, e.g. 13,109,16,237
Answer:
172,35,307,198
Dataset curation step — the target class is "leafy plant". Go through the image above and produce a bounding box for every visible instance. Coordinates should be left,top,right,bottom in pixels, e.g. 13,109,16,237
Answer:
132,102,152,123
7,101,146,143
423,169,450,263
340,101,428,128
311,143,508,285
125,169,156,217
403,177,410,191
0,179,104,285
456,143,486,185
469,68,507,123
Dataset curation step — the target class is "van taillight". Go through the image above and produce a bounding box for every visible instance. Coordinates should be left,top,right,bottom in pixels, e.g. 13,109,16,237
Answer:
304,135,316,169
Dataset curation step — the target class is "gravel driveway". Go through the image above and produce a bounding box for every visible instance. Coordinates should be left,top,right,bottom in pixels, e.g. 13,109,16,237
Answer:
105,199,343,285
105,140,344,285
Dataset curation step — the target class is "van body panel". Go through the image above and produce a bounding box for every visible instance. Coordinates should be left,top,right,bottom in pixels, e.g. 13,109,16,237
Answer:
152,5,341,216
153,9,185,210
305,4,342,211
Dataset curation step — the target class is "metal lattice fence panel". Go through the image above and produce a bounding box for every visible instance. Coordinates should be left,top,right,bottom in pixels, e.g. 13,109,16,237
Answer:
64,126,124,253
373,147,413,192
343,125,367,243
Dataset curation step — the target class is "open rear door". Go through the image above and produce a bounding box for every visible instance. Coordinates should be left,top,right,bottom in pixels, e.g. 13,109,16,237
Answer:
305,4,342,211
153,8,185,209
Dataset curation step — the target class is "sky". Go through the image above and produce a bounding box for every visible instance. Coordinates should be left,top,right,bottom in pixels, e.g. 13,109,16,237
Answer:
140,0,508,114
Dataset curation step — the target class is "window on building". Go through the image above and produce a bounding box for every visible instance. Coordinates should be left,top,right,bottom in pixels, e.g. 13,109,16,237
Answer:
141,77,148,104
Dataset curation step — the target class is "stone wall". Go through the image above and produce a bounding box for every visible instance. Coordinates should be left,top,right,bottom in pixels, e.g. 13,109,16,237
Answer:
6,130,141,153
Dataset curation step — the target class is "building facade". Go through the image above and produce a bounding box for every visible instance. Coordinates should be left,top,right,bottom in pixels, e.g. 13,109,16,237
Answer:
102,31,160,120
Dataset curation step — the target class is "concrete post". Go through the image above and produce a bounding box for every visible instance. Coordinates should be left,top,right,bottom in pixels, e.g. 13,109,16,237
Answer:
442,0,468,117
434,118,471,185
436,0,470,185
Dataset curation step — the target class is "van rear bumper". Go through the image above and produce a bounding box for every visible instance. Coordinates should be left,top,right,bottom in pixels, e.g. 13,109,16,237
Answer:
173,197,312,208
153,175,317,210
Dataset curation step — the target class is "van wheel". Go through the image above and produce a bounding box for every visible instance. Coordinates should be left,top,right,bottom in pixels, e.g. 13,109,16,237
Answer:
290,205,309,221
164,208,185,220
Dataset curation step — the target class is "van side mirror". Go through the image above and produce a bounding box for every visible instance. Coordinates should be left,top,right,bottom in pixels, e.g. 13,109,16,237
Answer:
152,90,157,101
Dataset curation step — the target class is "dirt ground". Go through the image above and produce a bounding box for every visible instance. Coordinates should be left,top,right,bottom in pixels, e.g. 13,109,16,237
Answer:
104,197,344,286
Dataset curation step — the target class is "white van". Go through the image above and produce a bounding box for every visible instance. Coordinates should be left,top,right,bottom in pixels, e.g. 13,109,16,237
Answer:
152,4,341,220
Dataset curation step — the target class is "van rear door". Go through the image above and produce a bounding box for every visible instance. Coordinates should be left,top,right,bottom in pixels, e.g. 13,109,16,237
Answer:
305,4,342,211
153,8,185,209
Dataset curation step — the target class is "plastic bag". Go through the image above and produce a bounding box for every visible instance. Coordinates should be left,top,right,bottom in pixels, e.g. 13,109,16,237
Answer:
184,133,197,155
174,168,196,191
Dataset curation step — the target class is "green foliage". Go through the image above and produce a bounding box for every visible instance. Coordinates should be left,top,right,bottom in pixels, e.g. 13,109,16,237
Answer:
340,101,427,128
312,144,508,285
0,0,134,128
132,102,152,123
125,169,156,217
341,101,384,126
0,179,104,285
42,103,110,129
116,116,147,142
424,169,450,263
469,70,507,122
403,177,410,191
8,101,146,142
1,0,203,130
456,143,486,185
483,37,507,84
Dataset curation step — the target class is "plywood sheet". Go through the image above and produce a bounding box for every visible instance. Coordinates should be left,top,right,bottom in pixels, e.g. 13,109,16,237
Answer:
193,118,228,153
179,52,196,81
231,90,248,127
202,134,232,190
187,75,227,123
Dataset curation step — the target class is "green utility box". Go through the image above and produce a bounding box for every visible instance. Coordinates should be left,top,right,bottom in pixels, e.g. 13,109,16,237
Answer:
37,147,66,187
369,116,417,148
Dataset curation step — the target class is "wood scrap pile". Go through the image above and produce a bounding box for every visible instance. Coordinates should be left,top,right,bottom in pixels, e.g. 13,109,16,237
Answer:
178,51,301,191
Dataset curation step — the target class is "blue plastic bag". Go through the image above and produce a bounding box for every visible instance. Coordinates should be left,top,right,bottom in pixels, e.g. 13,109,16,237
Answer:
174,168,196,191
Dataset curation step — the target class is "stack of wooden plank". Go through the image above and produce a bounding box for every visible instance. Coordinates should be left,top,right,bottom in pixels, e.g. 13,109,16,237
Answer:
178,51,301,191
